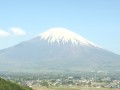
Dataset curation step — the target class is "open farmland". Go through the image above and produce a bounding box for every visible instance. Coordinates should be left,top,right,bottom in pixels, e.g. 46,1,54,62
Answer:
33,86,120,90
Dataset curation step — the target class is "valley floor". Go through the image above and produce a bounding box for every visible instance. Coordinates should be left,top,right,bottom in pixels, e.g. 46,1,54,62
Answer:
32,86,120,90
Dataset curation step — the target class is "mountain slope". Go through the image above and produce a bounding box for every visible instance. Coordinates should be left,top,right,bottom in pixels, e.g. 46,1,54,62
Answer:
0,28,120,72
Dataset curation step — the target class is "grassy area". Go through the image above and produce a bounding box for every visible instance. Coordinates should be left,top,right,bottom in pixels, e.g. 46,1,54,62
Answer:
32,86,120,90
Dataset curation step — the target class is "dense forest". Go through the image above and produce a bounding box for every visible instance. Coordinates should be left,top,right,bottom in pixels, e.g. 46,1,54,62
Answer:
0,78,32,90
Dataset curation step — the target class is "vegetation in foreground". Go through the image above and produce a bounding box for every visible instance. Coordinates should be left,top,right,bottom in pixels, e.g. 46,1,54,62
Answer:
0,78,32,90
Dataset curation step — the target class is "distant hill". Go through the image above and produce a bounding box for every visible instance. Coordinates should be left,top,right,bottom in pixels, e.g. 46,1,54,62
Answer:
0,78,32,90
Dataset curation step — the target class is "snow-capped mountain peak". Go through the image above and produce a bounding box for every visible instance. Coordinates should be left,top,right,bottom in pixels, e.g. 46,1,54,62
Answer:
39,28,96,46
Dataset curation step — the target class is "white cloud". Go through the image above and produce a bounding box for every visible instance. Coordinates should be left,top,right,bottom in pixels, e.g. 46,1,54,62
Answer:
10,27,26,36
0,29,10,37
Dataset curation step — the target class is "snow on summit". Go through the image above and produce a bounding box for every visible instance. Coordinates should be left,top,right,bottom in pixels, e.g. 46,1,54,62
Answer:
39,28,96,46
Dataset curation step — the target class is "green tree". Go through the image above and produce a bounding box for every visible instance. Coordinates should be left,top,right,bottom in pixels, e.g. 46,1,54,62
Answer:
40,80,49,88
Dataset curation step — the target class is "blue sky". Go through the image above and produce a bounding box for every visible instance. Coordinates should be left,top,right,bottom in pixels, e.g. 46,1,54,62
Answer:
0,0,120,54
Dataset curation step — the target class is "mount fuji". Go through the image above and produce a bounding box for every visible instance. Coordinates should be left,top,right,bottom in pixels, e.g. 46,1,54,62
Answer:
0,28,120,72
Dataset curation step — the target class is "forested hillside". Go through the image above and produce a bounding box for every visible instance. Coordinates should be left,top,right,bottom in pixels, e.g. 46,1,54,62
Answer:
0,78,32,90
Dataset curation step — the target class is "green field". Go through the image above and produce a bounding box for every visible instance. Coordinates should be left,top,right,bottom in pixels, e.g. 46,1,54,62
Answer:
33,86,120,90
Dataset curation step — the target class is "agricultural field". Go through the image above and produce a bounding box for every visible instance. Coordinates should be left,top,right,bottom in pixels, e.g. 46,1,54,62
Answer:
32,86,120,90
